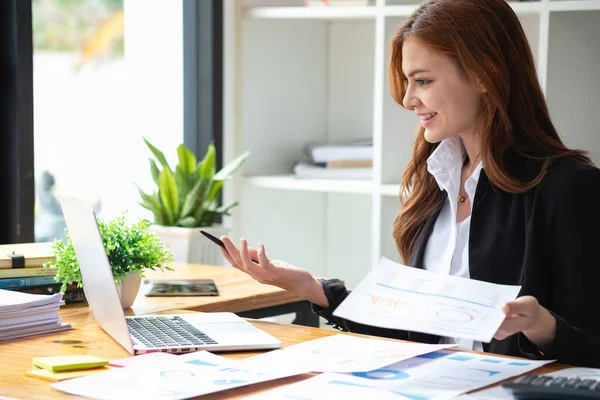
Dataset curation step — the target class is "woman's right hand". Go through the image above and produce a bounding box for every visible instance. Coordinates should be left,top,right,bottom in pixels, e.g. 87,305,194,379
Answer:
218,236,329,308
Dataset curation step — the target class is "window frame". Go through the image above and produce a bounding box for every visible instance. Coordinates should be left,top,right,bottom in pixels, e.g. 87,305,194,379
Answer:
0,0,224,243
0,0,35,243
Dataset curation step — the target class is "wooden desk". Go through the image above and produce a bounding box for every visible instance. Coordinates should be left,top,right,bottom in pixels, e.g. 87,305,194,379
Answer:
128,263,320,327
1,306,566,400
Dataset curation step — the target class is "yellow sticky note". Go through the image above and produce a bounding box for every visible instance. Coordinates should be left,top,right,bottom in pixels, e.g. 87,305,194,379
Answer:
24,366,114,382
32,355,108,372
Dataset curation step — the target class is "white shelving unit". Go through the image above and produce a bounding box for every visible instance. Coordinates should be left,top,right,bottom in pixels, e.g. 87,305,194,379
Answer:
222,0,600,289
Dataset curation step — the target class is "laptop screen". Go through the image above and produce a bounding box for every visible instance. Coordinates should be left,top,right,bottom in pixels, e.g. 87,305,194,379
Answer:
59,196,135,354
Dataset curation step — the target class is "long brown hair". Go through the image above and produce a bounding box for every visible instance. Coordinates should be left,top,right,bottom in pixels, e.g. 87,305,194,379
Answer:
391,0,590,264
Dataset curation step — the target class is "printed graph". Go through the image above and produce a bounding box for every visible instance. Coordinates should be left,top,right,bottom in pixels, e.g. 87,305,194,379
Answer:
417,352,448,360
375,279,496,309
436,308,474,322
334,257,522,343
185,359,218,367
159,370,196,378
352,370,410,380
310,345,411,367
330,379,431,400
312,347,349,356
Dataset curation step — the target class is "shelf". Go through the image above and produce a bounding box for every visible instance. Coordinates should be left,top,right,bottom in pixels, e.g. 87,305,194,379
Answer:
244,1,600,20
244,175,405,196
370,5,417,17
507,1,545,14
385,3,544,17
244,175,376,194
244,6,378,19
549,1,600,12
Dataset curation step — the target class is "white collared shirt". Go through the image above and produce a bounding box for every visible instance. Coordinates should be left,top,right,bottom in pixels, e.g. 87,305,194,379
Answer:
424,136,484,351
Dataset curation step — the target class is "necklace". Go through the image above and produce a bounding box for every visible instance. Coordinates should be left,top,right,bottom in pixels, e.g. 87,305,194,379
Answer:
458,158,479,204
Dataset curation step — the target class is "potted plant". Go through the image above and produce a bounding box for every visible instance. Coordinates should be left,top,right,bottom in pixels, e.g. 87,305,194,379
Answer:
136,138,250,264
44,213,174,309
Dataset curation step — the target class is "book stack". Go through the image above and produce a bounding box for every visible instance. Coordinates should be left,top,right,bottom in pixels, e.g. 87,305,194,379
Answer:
0,243,85,304
0,290,72,341
294,139,373,180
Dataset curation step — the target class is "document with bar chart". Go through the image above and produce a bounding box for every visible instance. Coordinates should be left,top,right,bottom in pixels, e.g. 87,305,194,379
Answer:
333,258,521,342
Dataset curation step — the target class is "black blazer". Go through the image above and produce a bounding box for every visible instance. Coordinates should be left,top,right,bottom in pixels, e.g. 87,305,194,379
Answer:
313,154,600,367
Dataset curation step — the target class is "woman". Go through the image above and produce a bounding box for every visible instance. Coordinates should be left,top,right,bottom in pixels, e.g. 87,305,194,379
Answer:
219,0,600,367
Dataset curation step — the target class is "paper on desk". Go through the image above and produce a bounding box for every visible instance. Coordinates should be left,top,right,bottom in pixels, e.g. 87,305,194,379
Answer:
247,351,553,400
0,300,63,317
242,333,456,373
544,367,600,379
335,350,552,400
0,290,62,312
333,257,521,343
52,350,312,400
0,317,61,331
175,350,247,368
455,387,515,399
243,372,411,400
109,352,178,368
0,290,70,341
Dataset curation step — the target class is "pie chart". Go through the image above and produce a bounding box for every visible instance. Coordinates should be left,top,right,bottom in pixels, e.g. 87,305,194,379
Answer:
213,379,248,385
352,369,410,380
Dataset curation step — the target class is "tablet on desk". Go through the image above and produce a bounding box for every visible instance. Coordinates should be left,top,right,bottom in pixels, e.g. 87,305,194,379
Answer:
143,279,219,296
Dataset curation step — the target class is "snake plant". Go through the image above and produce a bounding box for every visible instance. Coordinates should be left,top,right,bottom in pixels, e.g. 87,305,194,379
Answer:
136,138,250,228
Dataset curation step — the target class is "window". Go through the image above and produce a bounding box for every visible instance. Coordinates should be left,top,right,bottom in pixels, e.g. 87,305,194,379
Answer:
32,0,185,242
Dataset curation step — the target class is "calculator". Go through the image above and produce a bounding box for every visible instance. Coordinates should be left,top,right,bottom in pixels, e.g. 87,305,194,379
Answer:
502,374,600,399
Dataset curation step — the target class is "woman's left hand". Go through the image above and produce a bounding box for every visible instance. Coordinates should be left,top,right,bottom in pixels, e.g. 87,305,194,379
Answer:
494,296,557,350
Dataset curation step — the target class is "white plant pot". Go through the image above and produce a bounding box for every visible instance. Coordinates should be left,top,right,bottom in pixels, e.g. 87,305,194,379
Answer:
148,224,229,266
83,271,141,310
116,272,142,309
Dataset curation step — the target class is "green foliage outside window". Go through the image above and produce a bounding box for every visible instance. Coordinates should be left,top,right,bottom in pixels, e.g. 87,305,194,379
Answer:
33,0,124,57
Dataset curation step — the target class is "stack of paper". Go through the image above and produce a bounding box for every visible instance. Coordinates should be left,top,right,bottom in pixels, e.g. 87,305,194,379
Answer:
293,161,373,180
51,337,553,400
0,289,71,341
293,138,374,180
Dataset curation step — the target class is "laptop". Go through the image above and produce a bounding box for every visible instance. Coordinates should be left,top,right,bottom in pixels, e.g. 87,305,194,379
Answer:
59,196,282,355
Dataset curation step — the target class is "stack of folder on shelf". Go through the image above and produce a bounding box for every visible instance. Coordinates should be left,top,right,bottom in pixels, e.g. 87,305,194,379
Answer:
294,138,373,180
0,242,85,304
0,289,72,341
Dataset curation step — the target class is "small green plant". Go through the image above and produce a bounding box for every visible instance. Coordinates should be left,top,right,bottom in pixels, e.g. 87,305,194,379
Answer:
44,213,174,292
136,138,250,227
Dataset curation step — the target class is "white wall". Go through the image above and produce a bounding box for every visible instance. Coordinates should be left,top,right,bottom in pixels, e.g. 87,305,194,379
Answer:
238,18,376,283
547,11,600,164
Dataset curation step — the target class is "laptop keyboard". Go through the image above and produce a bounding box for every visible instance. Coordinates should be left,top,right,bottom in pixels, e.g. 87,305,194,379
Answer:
126,316,218,348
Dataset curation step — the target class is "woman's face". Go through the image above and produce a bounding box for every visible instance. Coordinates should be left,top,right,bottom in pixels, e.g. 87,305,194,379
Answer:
402,36,483,144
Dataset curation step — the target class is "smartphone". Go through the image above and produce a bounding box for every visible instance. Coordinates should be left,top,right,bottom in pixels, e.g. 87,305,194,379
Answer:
143,279,219,297
199,230,258,263
199,230,226,250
